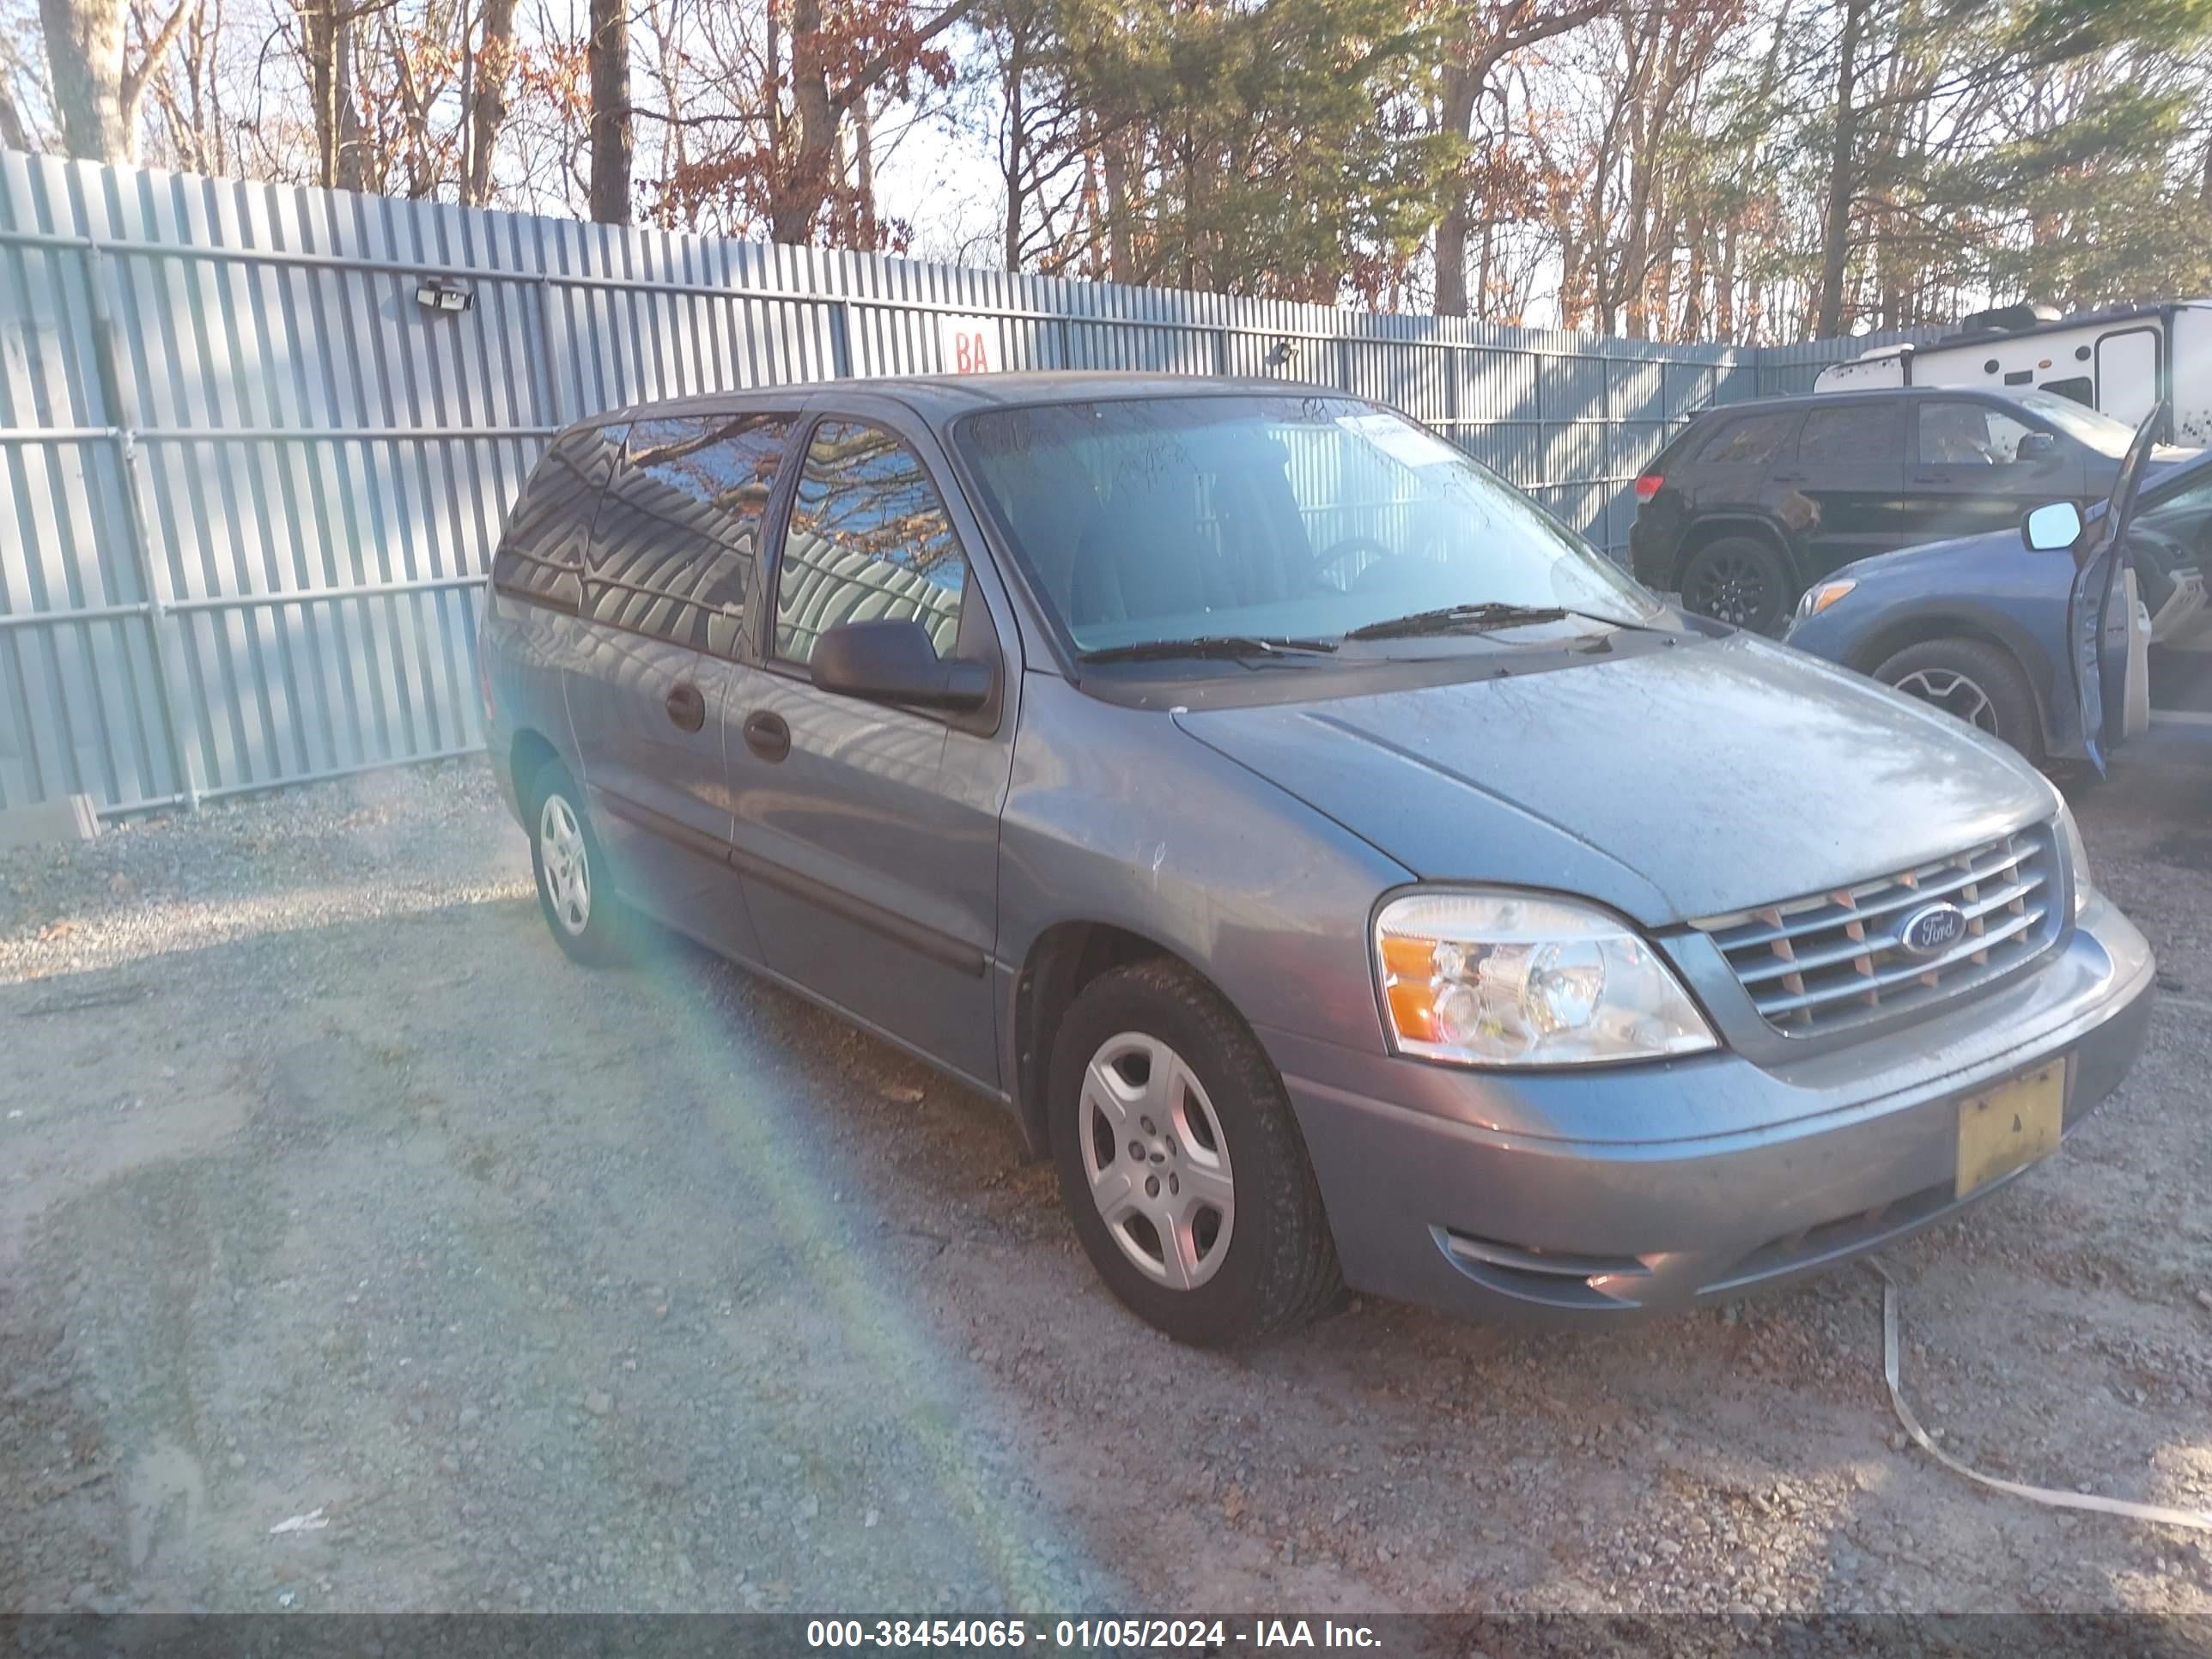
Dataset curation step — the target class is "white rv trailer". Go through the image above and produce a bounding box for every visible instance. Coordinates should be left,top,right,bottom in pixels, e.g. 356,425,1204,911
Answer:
1814,300,2212,446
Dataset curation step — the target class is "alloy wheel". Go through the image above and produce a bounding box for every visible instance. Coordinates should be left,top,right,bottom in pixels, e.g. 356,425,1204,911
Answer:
538,793,593,935
1890,666,1998,735
1079,1031,1236,1290
1684,550,1774,629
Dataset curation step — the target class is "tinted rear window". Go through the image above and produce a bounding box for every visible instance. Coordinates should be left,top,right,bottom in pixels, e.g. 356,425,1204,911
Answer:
491,424,623,608
1693,411,1799,468
586,411,795,655
1797,401,1901,464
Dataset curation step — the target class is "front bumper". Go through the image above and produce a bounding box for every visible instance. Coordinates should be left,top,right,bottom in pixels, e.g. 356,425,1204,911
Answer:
1264,895,2155,1326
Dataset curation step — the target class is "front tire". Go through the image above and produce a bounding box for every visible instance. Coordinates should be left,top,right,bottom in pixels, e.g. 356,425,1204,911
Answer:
1680,535,1793,634
1049,959,1341,1346
1872,636,2042,762
527,761,628,965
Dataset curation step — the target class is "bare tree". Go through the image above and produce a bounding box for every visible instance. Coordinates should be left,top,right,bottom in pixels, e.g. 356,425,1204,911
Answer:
587,0,630,221
465,0,518,204
1814,0,1869,336
295,0,376,188
1433,0,1610,316
38,0,190,159
767,0,976,242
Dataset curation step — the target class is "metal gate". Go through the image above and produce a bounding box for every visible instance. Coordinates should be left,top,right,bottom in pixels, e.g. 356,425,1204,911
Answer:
1,149,1868,817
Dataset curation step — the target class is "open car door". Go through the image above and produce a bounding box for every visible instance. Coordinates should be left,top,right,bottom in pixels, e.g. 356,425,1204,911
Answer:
2069,404,2162,769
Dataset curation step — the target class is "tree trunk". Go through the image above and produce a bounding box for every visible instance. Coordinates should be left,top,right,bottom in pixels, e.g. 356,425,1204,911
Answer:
40,0,130,161
1815,0,1867,338
1680,209,1707,342
1002,31,1026,271
769,0,834,241
1432,61,1479,316
300,0,367,191
587,0,632,224
1101,138,1132,282
764,0,781,176
851,104,877,247
333,13,367,191
465,0,519,206
1077,151,1104,280
1434,3,1607,316
300,0,337,185
1715,218,1737,339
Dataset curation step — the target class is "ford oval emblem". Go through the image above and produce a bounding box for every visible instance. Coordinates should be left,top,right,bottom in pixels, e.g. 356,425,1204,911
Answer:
1899,901,1968,957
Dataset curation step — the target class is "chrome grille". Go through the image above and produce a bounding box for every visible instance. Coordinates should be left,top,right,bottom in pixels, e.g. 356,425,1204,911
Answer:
1691,825,2062,1036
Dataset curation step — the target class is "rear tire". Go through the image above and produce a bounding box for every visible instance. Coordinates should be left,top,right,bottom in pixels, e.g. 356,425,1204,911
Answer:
527,760,629,965
1680,535,1793,634
1049,959,1341,1346
1872,637,2043,762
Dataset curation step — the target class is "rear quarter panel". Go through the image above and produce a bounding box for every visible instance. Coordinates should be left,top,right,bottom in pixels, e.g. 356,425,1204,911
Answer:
478,590,579,817
1639,420,1812,589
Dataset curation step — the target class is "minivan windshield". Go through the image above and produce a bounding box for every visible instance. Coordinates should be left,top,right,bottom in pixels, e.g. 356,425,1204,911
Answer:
954,394,1662,656
2008,389,2139,459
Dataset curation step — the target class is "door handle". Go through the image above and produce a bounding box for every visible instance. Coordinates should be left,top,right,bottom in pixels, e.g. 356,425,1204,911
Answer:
665,681,707,732
743,709,791,763
1770,471,1808,483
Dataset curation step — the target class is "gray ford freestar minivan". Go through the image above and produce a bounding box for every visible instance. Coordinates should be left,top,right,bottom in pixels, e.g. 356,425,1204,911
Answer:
477,374,2154,1346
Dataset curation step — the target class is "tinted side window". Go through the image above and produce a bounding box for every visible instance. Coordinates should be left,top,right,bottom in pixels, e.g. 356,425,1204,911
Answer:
1696,412,1796,468
1917,401,2036,467
1797,402,1902,464
492,424,623,609
775,420,969,665
584,411,793,654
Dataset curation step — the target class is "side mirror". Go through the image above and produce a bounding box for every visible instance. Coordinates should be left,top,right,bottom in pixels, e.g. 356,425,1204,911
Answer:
2022,500,2083,552
810,617,991,712
2015,431,2060,467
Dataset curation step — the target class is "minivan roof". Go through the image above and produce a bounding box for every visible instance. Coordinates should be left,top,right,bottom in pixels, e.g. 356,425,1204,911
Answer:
570,371,1344,433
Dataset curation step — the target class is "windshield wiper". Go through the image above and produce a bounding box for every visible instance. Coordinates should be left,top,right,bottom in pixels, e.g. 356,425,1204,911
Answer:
1077,635,1341,665
1343,602,1569,641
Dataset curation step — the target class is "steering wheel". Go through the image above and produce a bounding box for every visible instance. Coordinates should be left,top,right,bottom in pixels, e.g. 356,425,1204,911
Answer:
1311,534,1399,592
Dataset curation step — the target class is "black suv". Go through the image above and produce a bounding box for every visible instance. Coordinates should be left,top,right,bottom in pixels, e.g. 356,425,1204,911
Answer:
1629,386,2146,633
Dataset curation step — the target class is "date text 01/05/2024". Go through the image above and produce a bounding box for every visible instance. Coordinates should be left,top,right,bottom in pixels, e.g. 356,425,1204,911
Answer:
805,1619,1383,1649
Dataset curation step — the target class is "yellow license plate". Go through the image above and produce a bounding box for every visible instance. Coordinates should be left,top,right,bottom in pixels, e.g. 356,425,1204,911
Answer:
1955,1062,2065,1200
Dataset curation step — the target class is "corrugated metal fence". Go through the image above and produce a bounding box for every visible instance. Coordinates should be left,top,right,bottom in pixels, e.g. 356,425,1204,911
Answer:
0,149,1869,817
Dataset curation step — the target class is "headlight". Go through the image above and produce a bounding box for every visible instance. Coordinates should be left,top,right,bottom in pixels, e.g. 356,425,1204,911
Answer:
1374,890,1717,1067
1795,580,1856,623
2057,802,2092,916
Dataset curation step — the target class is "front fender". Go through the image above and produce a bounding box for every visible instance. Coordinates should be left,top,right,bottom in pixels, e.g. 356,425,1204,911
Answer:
994,673,1413,1093
1858,596,2076,760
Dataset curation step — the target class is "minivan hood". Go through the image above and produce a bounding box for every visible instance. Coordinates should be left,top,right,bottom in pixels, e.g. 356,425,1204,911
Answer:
1174,631,2055,926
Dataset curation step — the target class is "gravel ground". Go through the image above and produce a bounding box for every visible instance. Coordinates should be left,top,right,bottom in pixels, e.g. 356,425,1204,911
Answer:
2,755,2209,1620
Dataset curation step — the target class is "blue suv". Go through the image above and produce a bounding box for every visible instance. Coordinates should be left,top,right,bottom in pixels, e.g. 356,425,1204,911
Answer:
1785,411,2210,764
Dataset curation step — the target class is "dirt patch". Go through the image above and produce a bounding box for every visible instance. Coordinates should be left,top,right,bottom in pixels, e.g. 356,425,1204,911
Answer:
3,758,2209,1615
